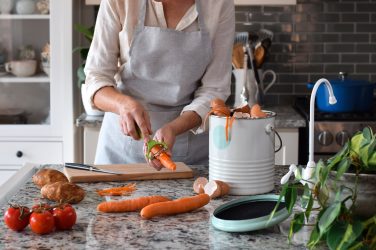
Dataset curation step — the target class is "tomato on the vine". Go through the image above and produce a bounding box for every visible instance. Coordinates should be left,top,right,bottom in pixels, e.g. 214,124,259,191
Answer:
53,204,76,230
4,205,30,231
29,210,55,235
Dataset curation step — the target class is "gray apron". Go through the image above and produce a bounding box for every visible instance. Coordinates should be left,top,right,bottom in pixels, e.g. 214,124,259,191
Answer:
95,0,212,165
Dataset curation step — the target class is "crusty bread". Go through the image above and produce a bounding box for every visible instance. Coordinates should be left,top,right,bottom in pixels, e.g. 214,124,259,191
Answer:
32,169,68,188
41,181,85,204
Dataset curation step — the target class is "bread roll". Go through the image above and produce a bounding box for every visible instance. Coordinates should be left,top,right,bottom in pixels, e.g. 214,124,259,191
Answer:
41,181,85,204
32,168,68,188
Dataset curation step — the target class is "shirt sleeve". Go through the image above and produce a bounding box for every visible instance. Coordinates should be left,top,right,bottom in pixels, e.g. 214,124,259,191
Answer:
181,1,235,134
83,0,122,111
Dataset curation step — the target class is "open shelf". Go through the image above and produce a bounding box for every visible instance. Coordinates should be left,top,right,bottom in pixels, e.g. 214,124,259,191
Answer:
0,73,49,83
0,14,50,20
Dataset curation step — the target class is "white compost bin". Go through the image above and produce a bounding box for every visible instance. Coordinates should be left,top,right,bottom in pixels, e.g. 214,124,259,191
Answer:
209,112,276,195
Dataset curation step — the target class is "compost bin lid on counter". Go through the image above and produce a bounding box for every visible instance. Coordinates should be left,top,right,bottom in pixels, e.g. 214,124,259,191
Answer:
211,194,290,232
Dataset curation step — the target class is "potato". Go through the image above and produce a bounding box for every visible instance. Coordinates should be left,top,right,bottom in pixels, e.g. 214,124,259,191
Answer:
41,181,85,204
32,168,68,188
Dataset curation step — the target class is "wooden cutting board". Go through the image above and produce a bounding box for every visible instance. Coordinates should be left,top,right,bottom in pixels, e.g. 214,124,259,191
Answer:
63,162,193,183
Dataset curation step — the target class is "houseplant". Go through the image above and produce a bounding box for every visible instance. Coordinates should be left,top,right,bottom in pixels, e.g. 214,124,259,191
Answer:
74,24,103,116
272,126,376,249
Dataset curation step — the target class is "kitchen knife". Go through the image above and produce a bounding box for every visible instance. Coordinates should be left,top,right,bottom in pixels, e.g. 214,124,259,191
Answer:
64,163,123,175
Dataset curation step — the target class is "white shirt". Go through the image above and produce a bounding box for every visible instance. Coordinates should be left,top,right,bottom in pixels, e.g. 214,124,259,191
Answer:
84,0,235,132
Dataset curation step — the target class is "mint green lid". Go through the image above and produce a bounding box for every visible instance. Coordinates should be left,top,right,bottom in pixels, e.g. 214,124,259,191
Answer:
211,194,290,232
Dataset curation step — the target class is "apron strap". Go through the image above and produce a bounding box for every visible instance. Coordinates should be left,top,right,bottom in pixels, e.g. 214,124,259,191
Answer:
195,0,206,32
137,0,147,29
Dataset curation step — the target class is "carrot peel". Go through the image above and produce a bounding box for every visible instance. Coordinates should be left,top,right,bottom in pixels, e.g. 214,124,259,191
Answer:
96,183,136,196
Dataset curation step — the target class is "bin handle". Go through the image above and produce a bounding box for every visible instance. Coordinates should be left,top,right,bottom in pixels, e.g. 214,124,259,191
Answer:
265,124,283,153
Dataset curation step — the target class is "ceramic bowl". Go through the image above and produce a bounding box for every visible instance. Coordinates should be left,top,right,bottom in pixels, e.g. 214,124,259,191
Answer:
5,60,37,77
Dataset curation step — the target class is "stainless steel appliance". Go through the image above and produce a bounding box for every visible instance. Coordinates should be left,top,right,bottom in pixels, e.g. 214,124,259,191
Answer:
294,97,376,164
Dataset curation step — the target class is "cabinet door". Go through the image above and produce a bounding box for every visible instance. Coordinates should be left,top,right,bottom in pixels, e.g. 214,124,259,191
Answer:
275,128,299,165
0,1,73,138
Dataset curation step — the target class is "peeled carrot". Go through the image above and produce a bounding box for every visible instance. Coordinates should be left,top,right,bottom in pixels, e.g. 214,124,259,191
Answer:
97,195,171,213
150,144,176,171
140,193,210,219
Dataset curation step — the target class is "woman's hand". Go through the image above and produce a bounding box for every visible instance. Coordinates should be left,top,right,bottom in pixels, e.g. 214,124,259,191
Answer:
143,124,176,171
92,87,153,140
118,96,152,140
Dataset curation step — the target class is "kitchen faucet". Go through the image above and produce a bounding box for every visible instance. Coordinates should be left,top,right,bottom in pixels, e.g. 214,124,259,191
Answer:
281,78,337,187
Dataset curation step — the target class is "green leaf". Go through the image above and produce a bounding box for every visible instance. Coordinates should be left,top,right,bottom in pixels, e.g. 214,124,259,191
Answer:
327,142,349,168
319,160,331,187
269,182,289,221
288,212,305,241
80,48,90,61
307,225,321,248
337,220,363,250
77,64,86,88
304,194,314,222
294,166,302,180
285,186,297,214
318,202,341,237
301,183,311,208
335,157,351,180
74,24,94,41
327,220,347,250
362,126,372,141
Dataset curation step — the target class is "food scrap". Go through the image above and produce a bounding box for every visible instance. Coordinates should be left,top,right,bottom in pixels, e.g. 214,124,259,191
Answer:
205,98,270,142
96,183,136,196
193,177,230,199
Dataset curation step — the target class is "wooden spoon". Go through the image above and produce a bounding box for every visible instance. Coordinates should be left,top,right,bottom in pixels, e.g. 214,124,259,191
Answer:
232,43,244,69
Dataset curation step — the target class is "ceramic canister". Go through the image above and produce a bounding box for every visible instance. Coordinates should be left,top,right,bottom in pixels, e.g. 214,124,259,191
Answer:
209,113,276,195
16,0,35,14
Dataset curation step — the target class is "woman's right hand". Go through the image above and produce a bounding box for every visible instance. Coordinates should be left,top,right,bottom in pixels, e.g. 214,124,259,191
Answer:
117,96,152,140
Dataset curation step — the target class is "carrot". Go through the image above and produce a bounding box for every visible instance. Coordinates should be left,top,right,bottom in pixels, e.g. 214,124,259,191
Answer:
96,183,136,196
225,116,229,142
150,144,176,171
140,193,210,219
97,195,171,213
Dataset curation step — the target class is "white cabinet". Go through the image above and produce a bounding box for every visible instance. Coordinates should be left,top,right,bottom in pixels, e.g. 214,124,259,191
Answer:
0,1,74,182
275,128,299,165
83,126,100,164
85,0,296,5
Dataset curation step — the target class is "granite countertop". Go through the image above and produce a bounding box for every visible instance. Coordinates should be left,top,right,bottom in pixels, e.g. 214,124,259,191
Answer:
76,105,306,128
0,165,305,249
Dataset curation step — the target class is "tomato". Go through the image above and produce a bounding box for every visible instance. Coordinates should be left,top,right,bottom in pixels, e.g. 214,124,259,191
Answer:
29,210,55,235
4,205,30,231
32,203,53,214
53,204,76,230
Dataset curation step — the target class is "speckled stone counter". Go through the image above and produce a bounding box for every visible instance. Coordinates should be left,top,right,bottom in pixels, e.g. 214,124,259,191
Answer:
76,105,306,129
0,165,305,250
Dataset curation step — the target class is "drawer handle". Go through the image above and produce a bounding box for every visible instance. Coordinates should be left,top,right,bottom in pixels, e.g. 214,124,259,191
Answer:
16,151,23,158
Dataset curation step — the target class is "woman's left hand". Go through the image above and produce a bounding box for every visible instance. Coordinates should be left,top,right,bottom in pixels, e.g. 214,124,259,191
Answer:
143,124,176,171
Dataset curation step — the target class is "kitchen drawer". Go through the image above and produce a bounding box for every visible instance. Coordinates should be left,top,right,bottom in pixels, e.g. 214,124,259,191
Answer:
0,170,18,188
0,141,63,165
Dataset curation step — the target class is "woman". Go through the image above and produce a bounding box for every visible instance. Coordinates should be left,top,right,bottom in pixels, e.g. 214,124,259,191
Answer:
83,0,235,169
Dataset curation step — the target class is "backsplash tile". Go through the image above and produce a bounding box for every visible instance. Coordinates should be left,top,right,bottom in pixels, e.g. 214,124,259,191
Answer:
235,0,376,105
